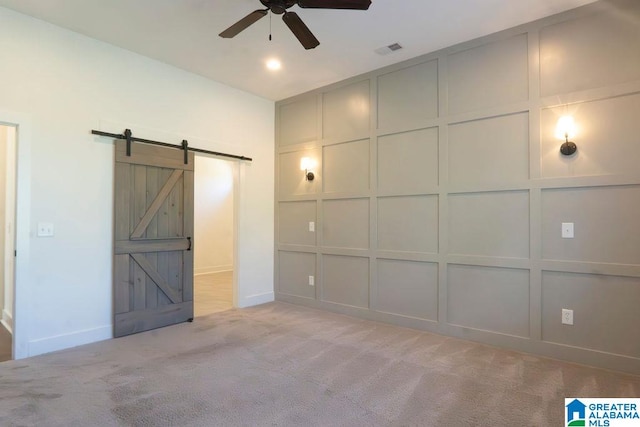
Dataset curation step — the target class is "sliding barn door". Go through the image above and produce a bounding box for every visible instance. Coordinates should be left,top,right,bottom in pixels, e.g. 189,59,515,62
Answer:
113,140,194,337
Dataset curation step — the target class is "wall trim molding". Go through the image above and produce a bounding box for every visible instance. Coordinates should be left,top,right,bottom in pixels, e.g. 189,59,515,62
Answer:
238,292,274,309
27,325,112,358
274,0,640,375
276,292,640,375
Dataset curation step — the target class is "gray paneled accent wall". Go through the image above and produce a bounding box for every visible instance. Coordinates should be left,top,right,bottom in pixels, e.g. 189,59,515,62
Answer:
274,0,640,374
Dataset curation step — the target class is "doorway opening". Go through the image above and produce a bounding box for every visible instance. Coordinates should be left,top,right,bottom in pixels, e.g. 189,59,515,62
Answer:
193,155,236,317
0,124,17,363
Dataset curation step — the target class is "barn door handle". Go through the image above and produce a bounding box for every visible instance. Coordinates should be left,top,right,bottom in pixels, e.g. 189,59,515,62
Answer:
187,237,192,251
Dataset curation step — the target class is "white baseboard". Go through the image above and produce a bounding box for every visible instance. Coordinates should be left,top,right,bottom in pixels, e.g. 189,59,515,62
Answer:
194,265,233,275
237,291,274,309
1,309,12,334
27,325,112,358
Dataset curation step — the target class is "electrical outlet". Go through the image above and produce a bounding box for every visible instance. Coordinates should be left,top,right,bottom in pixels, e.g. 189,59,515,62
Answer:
37,222,54,237
562,222,574,239
562,309,574,325
309,221,315,232
308,275,314,286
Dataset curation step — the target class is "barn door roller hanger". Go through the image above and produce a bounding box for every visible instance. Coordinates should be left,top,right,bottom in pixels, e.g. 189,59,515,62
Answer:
91,128,253,164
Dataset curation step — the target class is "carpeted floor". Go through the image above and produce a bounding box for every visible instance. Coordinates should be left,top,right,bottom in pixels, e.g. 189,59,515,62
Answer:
0,301,638,426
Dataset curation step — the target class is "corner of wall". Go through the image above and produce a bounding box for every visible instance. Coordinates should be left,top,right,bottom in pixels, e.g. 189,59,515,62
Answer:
1,308,12,334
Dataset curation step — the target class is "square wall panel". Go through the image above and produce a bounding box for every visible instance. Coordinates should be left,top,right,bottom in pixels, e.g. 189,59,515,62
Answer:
449,113,529,187
279,201,316,246
376,259,438,320
278,251,316,299
377,195,438,253
377,60,438,130
449,191,529,258
323,198,369,249
278,149,320,197
542,271,640,358
541,186,640,264
447,34,528,115
448,265,530,338
541,93,640,178
279,96,317,146
540,6,640,97
322,255,369,308
323,80,370,142
378,128,438,194
323,139,370,194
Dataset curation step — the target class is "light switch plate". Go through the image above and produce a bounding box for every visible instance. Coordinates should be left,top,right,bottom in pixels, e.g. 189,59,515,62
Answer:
561,222,574,239
308,275,314,286
309,221,315,232
37,222,54,237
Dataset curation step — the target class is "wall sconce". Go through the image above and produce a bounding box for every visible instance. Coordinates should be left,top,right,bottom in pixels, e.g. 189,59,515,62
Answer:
556,115,577,156
300,157,316,181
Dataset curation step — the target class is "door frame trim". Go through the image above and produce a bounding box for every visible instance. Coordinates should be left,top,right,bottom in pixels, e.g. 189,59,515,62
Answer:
0,110,32,360
193,154,240,310
232,160,240,308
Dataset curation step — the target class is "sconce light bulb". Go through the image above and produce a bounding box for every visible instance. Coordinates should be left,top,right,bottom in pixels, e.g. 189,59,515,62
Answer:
556,115,577,155
300,157,311,171
300,157,316,181
556,115,577,140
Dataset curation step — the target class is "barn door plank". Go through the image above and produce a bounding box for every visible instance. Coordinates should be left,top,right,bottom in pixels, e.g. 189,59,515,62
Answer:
132,165,147,311
145,167,160,309
156,168,171,307
114,254,130,314
167,174,183,303
114,162,130,241
130,169,183,239
115,239,190,254
183,169,194,303
131,253,181,304
114,162,131,314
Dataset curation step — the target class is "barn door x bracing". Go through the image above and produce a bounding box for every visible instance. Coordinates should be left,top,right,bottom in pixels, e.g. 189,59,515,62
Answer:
113,140,194,337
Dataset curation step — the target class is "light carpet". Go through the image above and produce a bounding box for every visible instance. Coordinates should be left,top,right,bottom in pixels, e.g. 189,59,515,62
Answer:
1,302,638,426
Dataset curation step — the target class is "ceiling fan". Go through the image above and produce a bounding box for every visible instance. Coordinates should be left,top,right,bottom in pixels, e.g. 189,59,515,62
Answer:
219,0,372,50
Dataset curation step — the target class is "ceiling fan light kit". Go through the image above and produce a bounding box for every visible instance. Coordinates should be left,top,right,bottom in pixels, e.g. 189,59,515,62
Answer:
219,0,372,50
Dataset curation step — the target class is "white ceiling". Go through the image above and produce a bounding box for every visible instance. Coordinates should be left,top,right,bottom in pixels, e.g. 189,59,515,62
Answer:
0,0,597,101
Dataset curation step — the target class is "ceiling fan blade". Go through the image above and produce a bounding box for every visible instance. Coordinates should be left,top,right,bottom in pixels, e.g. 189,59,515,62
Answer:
282,11,320,50
219,9,268,38
297,0,371,10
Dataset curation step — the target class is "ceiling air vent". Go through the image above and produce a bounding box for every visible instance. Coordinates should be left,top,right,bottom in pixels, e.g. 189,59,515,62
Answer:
374,43,403,55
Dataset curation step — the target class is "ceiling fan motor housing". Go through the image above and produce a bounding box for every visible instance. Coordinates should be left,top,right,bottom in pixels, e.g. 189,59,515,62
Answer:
221,0,371,50
260,0,297,14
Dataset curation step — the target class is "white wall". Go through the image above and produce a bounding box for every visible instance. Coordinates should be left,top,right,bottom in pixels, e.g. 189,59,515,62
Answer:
0,6,274,358
194,156,234,275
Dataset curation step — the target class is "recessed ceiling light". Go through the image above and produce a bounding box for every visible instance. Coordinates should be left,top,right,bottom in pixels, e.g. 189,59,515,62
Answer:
266,59,282,71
